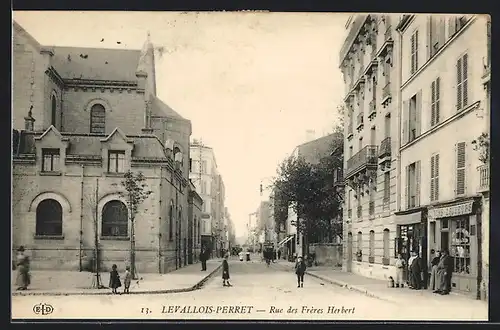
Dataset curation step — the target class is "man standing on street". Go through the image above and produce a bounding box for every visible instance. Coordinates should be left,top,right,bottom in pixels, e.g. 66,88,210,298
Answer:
200,247,208,271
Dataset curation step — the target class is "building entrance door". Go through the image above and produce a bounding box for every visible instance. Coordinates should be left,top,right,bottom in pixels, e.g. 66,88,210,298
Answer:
346,232,353,272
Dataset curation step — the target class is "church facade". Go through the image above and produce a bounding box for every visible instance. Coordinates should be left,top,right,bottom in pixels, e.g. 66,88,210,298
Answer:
12,20,202,273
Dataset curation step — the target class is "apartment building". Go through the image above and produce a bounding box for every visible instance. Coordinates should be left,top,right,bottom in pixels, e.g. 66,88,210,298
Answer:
396,14,490,299
340,14,402,280
189,139,227,257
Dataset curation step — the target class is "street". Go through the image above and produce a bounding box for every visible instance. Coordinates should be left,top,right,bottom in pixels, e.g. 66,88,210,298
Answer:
12,258,487,321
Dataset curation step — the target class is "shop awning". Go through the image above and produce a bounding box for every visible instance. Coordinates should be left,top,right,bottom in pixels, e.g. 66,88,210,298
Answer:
395,211,422,225
278,235,294,247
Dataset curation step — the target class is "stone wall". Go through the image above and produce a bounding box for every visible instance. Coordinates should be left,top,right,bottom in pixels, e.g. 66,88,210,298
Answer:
309,243,343,267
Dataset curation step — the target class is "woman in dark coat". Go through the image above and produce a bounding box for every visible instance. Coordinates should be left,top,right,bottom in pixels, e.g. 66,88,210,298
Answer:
15,246,30,290
222,254,232,287
109,264,121,294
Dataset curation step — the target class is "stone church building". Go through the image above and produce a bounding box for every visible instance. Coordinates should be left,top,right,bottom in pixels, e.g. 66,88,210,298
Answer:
12,20,203,273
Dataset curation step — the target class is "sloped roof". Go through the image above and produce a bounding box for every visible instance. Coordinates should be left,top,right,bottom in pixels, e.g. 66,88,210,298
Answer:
16,131,167,159
51,46,141,81
151,96,187,121
297,132,343,164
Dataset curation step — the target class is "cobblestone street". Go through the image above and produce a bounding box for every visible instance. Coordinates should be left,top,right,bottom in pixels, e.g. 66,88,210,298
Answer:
12,258,488,321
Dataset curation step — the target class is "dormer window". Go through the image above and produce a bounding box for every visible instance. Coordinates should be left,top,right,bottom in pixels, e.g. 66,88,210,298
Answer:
108,150,125,173
42,148,61,172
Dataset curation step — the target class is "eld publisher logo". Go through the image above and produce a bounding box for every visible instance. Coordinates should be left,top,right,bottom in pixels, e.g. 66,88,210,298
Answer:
33,303,54,316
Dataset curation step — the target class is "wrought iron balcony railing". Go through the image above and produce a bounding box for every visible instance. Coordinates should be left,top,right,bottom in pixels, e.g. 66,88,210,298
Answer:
379,137,391,158
478,164,489,192
346,145,378,178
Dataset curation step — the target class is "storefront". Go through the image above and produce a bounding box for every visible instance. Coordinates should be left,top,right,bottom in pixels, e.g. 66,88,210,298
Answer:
428,197,483,298
394,208,428,286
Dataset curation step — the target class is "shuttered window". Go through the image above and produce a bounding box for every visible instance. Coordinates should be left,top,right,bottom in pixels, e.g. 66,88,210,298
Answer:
431,77,441,126
430,154,440,201
456,54,468,111
410,30,419,75
456,142,466,195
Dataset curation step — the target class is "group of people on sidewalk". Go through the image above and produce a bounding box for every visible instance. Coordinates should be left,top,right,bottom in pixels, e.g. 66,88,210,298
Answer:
393,249,454,295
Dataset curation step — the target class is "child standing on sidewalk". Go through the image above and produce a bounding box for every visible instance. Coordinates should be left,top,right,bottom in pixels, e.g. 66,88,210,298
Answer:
123,266,132,294
109,264,121,294
295,256,307,288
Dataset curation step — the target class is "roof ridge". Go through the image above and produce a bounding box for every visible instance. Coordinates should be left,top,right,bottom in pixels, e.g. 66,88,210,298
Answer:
52,45,141,52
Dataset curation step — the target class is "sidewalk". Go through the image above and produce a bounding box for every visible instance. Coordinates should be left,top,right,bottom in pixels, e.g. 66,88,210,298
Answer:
12,260,222,296
274,261,488,308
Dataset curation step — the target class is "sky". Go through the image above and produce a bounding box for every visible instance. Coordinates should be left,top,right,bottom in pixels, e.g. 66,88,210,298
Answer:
13,11,348,242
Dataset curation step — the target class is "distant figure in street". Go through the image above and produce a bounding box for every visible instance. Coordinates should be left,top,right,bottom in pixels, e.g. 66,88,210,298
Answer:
123,266,132,294
222,254,232,287
109,264,121,294
278,249,282,260
15,246,30,291
295,256,307,288
434,248,453,295
200,247,208,271
394,254,405,288
429,250,441,291
408,251,422,290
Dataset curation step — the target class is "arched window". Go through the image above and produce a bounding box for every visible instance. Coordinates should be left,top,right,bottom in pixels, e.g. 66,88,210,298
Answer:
383,228,390,265
168,200,174,240
369,230,375,263
36,199,63,236
51,95,57,127
102,200,128,237
90,103,106,134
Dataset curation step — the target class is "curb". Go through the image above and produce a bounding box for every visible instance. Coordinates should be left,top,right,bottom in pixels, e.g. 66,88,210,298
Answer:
12,264,222,297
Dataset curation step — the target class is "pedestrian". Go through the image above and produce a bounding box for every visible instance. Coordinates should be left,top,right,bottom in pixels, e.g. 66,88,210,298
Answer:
429,250,441,291
394,253,406,288
200,247,207,271
295,256,307,288
434,248,453,295
15,246,30,291
278,249,282,260
408,251,422,290
123,266,132,294
222,254,232,287
109,264,121,294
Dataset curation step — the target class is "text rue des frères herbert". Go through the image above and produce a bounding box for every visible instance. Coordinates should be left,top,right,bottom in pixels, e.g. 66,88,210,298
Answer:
141,305,355,315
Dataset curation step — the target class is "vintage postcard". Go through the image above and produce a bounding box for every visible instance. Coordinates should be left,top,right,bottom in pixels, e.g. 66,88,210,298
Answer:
11,11,490,321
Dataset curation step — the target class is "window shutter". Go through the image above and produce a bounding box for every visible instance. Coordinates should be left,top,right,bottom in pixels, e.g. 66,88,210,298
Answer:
435,154,440,200
431,80,436,126
435,77,441,124
457,57,463,110
416,89,422,136
462,53,468,107
410,34,415,74
405,165,410,209
456,142,466,195
402,100,409,145
430,155,435,201
415,30,419,70
415,161,421,207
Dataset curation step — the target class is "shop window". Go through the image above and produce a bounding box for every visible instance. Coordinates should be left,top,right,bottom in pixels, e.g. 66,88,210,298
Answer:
450,217,471,274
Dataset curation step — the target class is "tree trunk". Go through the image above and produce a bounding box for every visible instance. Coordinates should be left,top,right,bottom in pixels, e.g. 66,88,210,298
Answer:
131,218,138,280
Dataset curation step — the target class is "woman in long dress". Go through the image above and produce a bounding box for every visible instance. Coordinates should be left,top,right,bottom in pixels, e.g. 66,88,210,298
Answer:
222,254,232,287
15,246,30,290
429,250,441,291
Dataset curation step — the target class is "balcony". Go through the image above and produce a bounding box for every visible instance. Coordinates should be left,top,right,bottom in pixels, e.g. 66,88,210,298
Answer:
381,82,392,107
356,112,364,131
477,164,489,193
357,205,362,219
345,145,378,179
369,201,375,216
368,100,377,120
376,26,394,59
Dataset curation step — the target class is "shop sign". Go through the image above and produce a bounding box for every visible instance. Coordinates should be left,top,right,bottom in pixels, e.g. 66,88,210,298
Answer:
429,201,473,219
